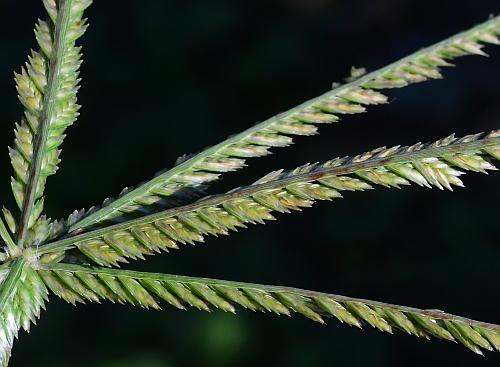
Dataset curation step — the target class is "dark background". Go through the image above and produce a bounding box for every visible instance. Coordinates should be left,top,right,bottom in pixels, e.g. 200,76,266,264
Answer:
0,0,499,366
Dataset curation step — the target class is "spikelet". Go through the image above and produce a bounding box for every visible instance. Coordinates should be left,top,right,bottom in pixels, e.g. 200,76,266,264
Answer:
39,263,500,355
69,16,500,232
36,130,499,266
9,0,92,244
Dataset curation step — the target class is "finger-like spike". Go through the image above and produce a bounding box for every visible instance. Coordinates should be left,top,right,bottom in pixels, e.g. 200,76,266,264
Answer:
11,0,92,247
66,15,500,233
0,262,48,365
36,131,499,267
37,264,500,354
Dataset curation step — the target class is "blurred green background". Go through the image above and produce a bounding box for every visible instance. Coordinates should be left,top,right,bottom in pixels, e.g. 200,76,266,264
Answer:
1,0,499,366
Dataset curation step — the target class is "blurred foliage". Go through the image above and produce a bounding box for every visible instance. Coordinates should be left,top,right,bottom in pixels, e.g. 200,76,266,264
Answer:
0,0,499,366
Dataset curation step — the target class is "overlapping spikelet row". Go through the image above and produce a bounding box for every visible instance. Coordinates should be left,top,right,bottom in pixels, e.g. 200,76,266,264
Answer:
69,16,500,231
0,263,48,367
37,130,499,266
9,0,92,240
38,263,500,355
